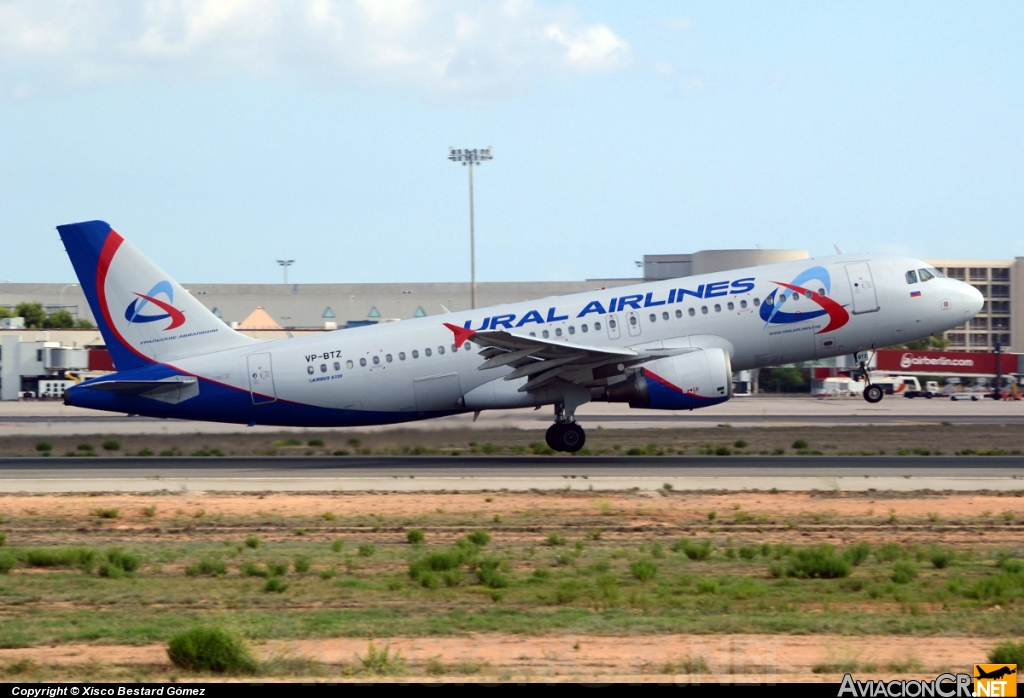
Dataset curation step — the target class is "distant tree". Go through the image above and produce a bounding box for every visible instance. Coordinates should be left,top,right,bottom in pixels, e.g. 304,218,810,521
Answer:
75,318,94,329
44,309,76,328
15,302,46,328
760,367,808,393
0,307,13,320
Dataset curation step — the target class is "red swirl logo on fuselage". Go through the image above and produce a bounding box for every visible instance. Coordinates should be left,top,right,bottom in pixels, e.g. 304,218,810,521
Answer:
124,281,186,331
759,266,850,334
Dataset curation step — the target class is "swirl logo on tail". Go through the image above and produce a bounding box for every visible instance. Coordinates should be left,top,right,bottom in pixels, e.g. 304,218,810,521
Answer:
759,266,849,334
124,280,186,331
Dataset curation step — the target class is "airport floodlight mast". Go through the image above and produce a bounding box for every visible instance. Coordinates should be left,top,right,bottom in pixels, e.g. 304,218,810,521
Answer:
448,147,493,309
276,259,294,285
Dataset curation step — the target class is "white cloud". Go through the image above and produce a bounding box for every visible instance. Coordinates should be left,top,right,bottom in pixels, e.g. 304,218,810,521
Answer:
0,0,632,99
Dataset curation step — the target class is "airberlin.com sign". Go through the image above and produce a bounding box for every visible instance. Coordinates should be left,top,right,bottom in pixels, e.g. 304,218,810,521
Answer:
876,350,1017,375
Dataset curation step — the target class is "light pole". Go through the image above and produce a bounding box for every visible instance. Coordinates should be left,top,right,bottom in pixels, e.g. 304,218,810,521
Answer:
448,147,493,309
276,260,294,285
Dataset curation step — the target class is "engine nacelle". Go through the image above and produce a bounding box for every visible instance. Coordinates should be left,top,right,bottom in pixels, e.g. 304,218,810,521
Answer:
605,348,732,410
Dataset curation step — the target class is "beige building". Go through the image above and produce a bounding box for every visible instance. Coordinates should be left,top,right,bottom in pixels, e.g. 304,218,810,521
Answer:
925,259,1019,353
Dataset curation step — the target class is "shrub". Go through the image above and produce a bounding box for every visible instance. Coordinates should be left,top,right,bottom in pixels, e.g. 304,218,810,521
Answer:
293,555,311,574
875,543,903,562
997,557,1024,574
357,643,405,676
673,538,713,561
733,440,747,449
267,561,288,577
466,530,491,546
35,442,52,452
137,448,154,456
185,559,227,577
97,562,125,578
476,557,509,589
263,577,289,593
330,539,345,552
322,511,337,521
166,627,258,674
892,561,918,584
930,548,954,569
697,578,719,594
631,560,658,582
739,545,758,561
78,443,94,452
707,511,717,521
406,529,425,545
409,548,470,586
24,547,95,570
0,533,6,547
553,579,584,604
843,542,871,566
141,506,157,518
91,508,119,519
989,640,1024,666
105,549,140,573
547,533,566,546
651,542,665,559
240,562,267,578
786,546,851,579
0,552,16,574
244,537,260,550
792,439,809,449
358,544,376,557
307,438,324,447
102,439,121,451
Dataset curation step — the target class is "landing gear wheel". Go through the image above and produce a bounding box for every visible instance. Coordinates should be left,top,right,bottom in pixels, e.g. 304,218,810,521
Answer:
545,422,586,453
864,385,884,404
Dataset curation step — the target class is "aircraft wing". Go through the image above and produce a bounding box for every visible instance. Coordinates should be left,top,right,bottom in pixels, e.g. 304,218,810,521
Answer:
444,323,696,393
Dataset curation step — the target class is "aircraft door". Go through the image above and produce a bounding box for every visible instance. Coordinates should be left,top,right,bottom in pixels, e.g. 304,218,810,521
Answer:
626,311,642,337
845,263,879,314
606,314,621,340
247,352,277,404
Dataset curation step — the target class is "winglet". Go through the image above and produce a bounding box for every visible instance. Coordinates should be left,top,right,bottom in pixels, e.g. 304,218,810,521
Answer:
444,322,476,349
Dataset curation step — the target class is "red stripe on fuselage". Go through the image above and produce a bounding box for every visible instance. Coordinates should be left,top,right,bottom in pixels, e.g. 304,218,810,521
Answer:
772,281,850,334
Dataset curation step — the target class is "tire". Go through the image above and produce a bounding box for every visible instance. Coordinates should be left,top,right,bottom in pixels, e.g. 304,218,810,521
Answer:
545,423,586,452
545,423,565,451
863,385,884,404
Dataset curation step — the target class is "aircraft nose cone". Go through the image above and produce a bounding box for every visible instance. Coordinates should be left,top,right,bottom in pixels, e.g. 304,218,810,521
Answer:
963,282,984,317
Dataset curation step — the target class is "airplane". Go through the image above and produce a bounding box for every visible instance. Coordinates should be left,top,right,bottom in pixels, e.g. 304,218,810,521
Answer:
58,220,984,452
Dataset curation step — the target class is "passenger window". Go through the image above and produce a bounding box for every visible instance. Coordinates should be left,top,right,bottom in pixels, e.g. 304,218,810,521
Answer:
412,350,419,359
372,356,380,365
346,360,354,369
438,346,445,354
307,366,314,375
464,343,472,351
740,300,747,309
649,314,656,322
568,326,575,335
529,332,536,337
608,318,616,329
688,308,695,316
675,309,682,318
727,302,734,311
359,358,366,367
629,316,638,326
918,268,934,282
818,288,826,296
594,321,602,331
386,354,392,363
399,352,406,361
555,328,562,337
334,361,340,371
753,298,760,306
451,344,457,352
714,304,721,313
662,311,669,321
701,306,708,314
320,364,327,372
542,330,549,338
425,348,432,357
581,324,588,332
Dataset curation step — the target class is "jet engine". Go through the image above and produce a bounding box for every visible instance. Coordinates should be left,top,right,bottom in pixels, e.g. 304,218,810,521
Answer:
604,348,732,410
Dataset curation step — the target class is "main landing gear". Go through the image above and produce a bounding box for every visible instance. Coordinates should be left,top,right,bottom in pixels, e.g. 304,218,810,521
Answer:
545,401,587,453
855,351,884,404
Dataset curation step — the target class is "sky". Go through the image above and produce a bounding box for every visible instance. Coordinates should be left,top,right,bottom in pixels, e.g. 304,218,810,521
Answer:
1,0,1022,285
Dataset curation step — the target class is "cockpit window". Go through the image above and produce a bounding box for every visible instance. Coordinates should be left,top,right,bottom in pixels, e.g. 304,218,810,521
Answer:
918,268,934,282
906,270,918,284
926,267,944,278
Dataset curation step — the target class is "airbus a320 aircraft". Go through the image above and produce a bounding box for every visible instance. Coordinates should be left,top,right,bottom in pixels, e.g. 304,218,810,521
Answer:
58,221,983,452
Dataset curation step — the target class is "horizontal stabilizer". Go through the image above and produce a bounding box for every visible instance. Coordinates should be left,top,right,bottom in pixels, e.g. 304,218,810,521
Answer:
80,376,199,404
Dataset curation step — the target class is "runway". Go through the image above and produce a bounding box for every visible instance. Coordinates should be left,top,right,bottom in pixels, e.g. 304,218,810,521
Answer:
1,455,1021,493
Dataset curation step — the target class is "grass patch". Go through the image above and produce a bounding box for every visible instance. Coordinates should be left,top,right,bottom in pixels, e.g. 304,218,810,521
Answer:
989,640,1024,665
406,529,425,545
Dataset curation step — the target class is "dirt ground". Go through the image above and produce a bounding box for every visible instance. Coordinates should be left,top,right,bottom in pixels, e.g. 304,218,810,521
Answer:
4,424,1024,457
0,634,1002,683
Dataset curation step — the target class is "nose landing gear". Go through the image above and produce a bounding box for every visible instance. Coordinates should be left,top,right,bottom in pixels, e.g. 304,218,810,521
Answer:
855,350,884,404
545,401,587,453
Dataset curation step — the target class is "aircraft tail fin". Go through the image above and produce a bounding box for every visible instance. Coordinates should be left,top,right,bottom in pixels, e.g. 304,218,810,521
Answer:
57,220,256,370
